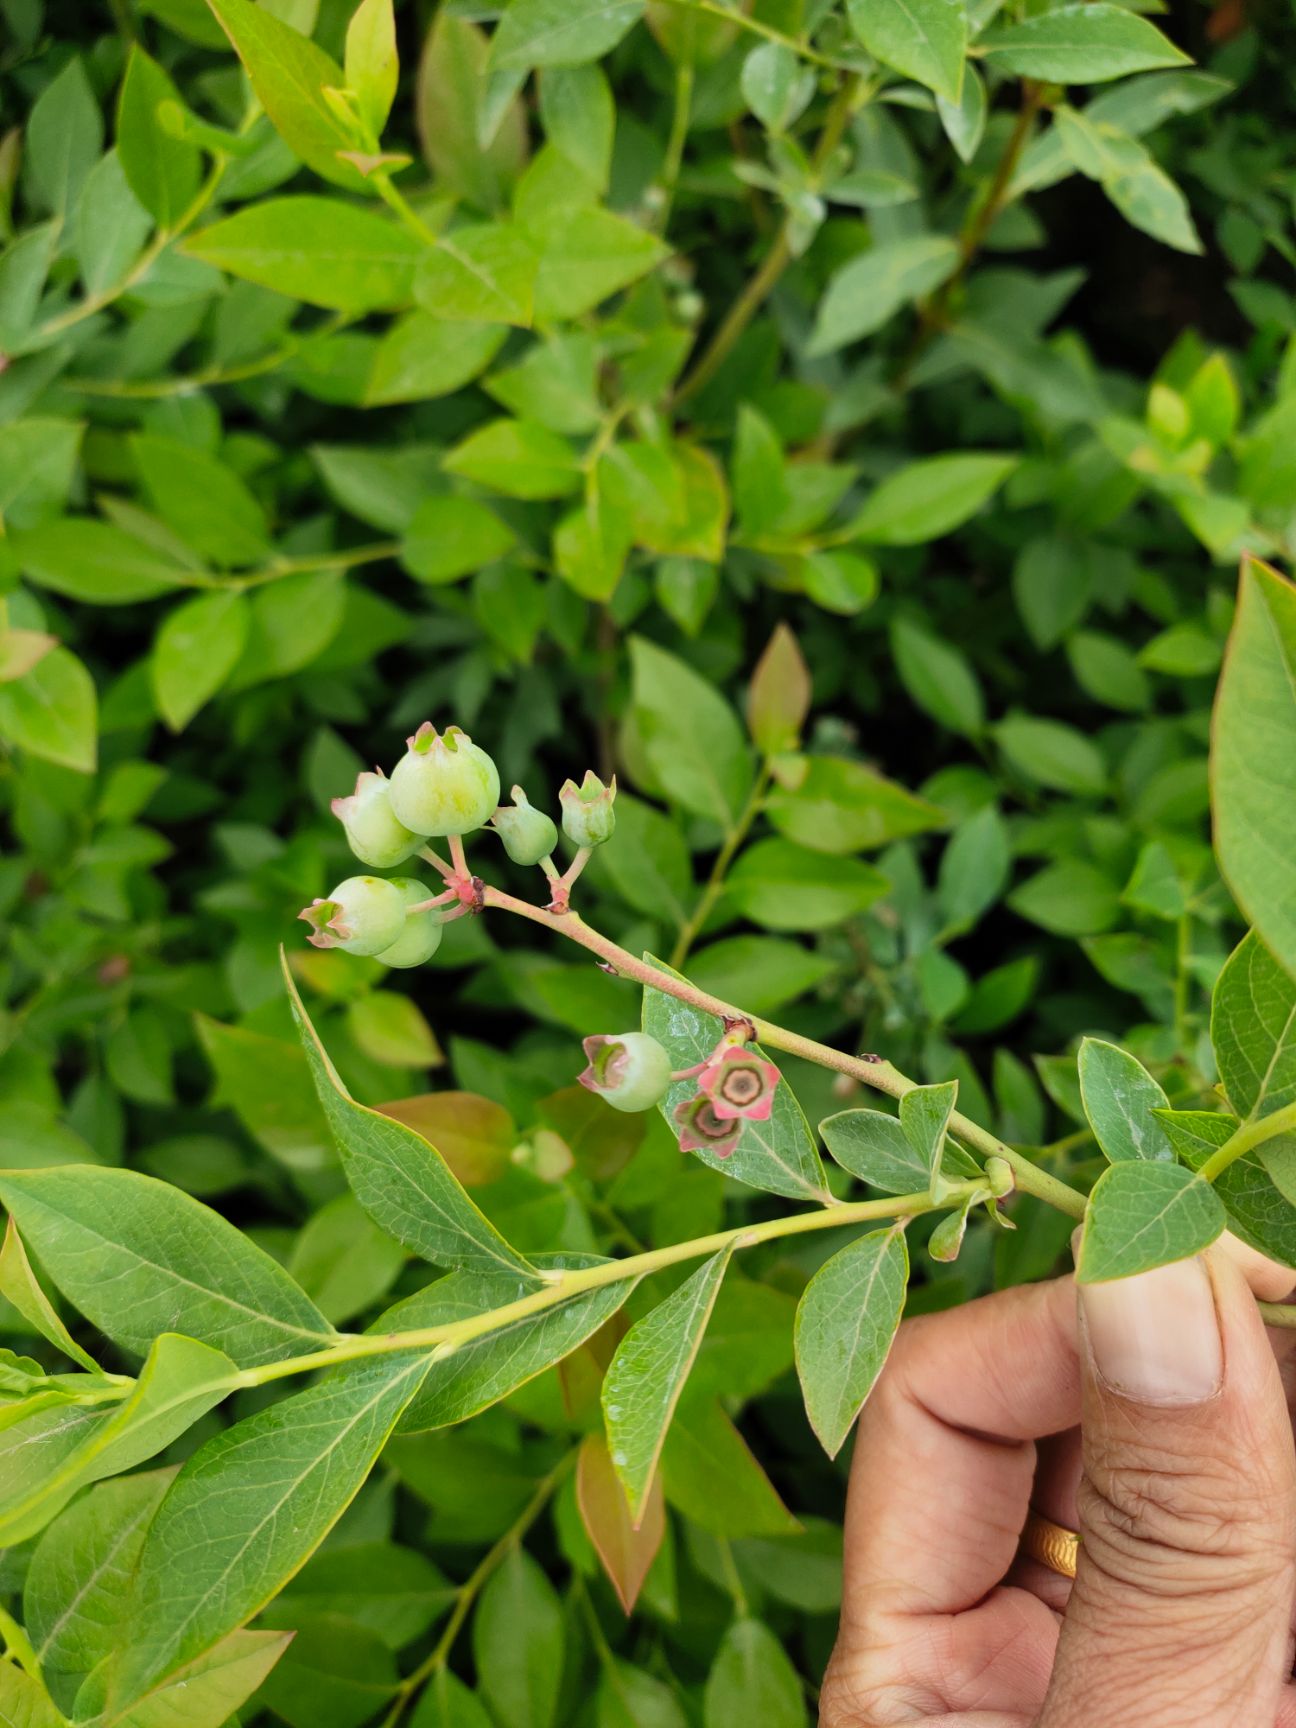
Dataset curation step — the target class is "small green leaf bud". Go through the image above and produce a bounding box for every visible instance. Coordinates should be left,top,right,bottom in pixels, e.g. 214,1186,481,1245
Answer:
389,723,501,839
579,1032,671,1113
374,877,444,969
299,875,406,957
491,786,559,867
559,770,616,848
331,769,421,869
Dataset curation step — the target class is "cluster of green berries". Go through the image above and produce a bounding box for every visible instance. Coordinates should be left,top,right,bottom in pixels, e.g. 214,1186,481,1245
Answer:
301,724,618,967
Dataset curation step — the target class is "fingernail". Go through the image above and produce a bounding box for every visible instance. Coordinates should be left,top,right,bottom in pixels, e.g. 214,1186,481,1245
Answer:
1079,1257,1223,1407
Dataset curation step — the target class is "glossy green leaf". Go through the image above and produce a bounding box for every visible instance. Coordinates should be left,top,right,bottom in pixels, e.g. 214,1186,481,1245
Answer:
471,1547,564,1728
285,958,540,1281
660,1398,797,1537
1213,560,1296,980
443,419,581,499
489,0,645,71
847,453,1017,545
0,1166,334,1366
1158,1109,1296,1270
1076,1161,1226,1282
151,590,251,731
14,519,188,604
630,637,754,829
704,1619,805,1728
188,198,421,311
602,1248,732,1524
819,1108,979,1192
725,839,889,932
765,756,946,854
1078,1037,1175,1164
401,495,516,585
528,207,667,320
204,0,366,188
982,6,1189,82
795,1226,908,1457
899,1080,959,1196
1212,932,1296,1122
0,1663,63,1728
113,1352,433,1708
845,0,965,103
117,48,202,227
810,236,960,356
0,1217,100,1371
415,225,536,325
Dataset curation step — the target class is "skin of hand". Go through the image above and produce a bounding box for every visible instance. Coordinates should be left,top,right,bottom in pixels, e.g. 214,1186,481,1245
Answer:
819,1241,1296,1728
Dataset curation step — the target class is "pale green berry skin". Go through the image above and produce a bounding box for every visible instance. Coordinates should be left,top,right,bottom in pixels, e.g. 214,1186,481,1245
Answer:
492,788,559,867
560,772,616,848
389,729,501,838
584,1032,672,1113
325,876,407,957
332,772,421,869
375,877,443,969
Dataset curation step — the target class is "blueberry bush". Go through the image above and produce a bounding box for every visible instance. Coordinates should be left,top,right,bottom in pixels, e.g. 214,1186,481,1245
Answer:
2,0,1296,1724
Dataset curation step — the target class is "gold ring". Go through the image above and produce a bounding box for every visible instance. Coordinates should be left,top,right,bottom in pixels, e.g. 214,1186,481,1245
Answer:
1021,1509,1080,1579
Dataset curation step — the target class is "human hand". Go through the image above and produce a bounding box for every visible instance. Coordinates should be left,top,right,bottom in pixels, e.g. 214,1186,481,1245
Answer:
820,1244,1296,1727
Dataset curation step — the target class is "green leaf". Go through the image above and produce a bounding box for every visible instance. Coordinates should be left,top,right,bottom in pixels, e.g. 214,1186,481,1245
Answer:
0,1663,63,1728
765,756,946,854
411,1669,493,1728
117,49,202,228
115,1630,292,1728
1078,1037,1174,1163
152,590,251,731
366,314,507,405
819,1107,979,1193
416,14,526,214
995,713,1106,795
891,617,985,736
899,1080,959,1196
26,57,102,218
1009,859,1120,937
415,226,536,325
471,1546,563,1728
401,495,516,585
794,1227,908,1458
982,5,1190,82
0,645,97,773
937,805,1010,933
704,1619,805,1728
346,0,399,139
937,62,986,164
489,0,645,72
630,637,754,829
540,64,615,187
847,452,1017,545
1158,1109,1296,1270
195,1013,333,1174
187,197,421,312
75,152,152,299
288,1194,404,1325
275,1542,453,1650
204,0,366,188
1066,630,1152,712
0,1218,100,1372
443,419,581,500
0,1166,334,1367
740,43,815,134
1213,559,1296,979
1054,107,1201,255
1212,932,1296,1122
725,839,889,932
113,1351,433,1709
602,1248,732,1524
1076,1161,1226,1283
809,236,960,356
375,1256,632,1433
643,960,830,1203
132,433,271,568
845,0,966,103
528,207,668,321
25,1470,174,1712
0,1333,238,1546
285,957,540,1282
0,418,83,531
14,519,188,604
660,1398,796,1537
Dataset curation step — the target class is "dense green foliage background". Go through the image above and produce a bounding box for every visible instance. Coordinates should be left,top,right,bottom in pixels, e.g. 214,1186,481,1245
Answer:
2,0,1296,1721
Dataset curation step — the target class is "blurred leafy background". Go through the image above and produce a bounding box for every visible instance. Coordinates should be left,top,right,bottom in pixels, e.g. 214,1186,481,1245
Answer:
2,0,1295,1720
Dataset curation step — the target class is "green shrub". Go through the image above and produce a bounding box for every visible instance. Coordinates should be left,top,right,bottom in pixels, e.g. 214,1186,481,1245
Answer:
2,0,1296,1722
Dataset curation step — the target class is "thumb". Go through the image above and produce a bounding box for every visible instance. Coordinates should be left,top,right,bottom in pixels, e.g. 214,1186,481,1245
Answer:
1040,1249,1296,1728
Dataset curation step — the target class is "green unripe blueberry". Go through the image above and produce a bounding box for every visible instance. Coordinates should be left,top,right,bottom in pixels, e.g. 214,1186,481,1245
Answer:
560,770,616,849
299,875,406,957
389,723,501,839
491,786,559,867
331,770,421,869
374,877,443,969
579,1032,672,1113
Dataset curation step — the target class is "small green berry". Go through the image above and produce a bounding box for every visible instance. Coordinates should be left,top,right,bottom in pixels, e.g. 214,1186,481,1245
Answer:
491,786,559,867
579,1032,672,1112
299,875,406,957
374,877,444,969
389,723,501,839
560,770,616,848
331,769,421,869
